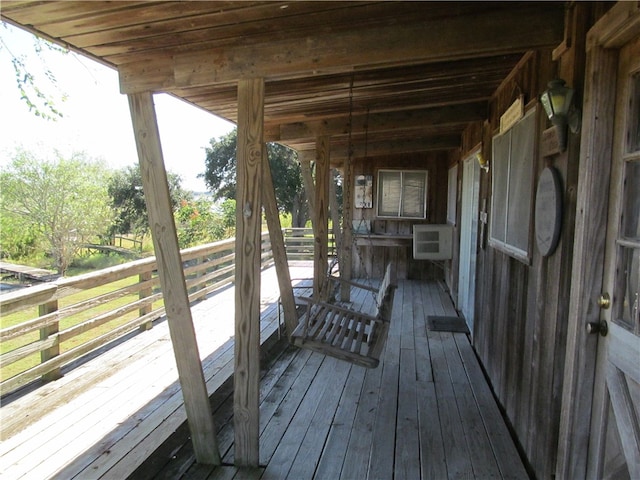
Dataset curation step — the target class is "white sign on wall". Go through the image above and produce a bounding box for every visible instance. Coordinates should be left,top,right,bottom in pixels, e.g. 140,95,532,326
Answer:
354,174,373,208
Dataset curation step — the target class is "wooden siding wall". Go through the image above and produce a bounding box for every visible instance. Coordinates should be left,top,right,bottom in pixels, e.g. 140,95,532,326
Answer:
349,153,448,280
457,5,600,478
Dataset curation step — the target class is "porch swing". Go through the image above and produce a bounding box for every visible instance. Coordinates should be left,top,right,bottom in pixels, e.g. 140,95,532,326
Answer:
289,78,397,369
289,263,396,368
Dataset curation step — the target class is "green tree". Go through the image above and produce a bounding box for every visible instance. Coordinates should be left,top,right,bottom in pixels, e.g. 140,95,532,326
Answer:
0,211,39,260
174,197,231,249
218,198,237,236
107,164,191,239
0,149,111,274
201,129,309,227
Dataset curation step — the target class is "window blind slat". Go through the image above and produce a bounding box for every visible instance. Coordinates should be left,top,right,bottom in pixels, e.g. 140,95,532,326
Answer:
377,170,427,219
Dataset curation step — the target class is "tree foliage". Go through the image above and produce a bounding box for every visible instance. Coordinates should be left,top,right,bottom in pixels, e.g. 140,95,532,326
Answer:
0,149,111,274
107,164,190,239
174,197,236,249
0,211,40,260
1,23,68,120
201,129,309,227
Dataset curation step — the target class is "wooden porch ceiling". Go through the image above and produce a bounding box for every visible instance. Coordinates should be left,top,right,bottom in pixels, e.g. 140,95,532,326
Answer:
1,1,565,163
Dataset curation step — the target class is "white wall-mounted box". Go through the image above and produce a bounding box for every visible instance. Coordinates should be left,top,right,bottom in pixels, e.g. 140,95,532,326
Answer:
413,224,453,260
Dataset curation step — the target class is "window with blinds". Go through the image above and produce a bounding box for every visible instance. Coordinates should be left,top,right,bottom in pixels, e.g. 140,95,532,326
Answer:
377,170,428,219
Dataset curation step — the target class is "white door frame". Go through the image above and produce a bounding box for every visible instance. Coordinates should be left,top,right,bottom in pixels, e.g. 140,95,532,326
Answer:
458,150,481,336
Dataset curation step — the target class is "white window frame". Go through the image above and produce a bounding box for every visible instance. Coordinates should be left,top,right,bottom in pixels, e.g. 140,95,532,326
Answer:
376,169,428,219
489,107,536,262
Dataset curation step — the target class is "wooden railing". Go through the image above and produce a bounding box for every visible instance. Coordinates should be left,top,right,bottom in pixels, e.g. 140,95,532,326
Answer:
0,232,276,397
283,227,336,260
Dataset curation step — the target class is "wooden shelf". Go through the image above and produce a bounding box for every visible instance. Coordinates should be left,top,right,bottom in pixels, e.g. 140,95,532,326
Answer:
354,234,413,247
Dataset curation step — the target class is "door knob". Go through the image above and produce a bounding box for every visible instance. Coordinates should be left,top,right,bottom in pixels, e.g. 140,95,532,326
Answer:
597,293,610,309
586,320,608,336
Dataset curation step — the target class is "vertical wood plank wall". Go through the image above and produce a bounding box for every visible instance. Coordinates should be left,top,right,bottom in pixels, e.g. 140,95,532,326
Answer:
457,6,597,477
467,51,566,478
234,78,264,467
350,153,448,281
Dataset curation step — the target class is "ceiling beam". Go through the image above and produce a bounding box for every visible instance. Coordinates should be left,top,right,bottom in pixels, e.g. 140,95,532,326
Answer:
267,103,486,142
295,135,461,162
119,4,563,93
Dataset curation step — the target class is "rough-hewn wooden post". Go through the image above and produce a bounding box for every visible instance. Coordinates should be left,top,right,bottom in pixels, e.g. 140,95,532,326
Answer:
299,151,316,234
262,147,298,338
234,78,264,467
314,136,330,301
299,152,318,268
39,300,61,381
127,91,220,465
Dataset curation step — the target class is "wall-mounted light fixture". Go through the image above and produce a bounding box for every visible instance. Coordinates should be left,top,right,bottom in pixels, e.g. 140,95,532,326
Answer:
476,151,489,172
540,78,581,152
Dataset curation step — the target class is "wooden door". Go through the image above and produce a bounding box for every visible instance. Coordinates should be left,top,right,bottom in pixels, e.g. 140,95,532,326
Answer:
587,36,640,479
458,152,480,334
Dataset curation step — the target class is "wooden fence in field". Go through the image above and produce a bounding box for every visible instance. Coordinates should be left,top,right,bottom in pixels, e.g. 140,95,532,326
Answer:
0,231,286,397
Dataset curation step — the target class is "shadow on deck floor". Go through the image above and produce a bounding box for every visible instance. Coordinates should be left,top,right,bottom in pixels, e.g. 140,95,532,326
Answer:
132,280,530,480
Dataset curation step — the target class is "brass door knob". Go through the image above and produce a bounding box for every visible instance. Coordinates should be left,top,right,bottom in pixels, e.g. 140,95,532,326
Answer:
597,293,611,309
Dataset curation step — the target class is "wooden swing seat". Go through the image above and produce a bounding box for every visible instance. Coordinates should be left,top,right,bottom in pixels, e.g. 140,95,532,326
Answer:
290,264,396,368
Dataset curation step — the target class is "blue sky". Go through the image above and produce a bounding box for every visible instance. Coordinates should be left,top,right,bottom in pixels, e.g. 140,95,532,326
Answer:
0,23,234,192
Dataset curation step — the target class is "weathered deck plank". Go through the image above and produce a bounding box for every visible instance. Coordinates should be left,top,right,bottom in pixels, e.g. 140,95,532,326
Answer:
312,362,365,479
0,264,313,480
193,279,527,480
367,333,400,479
444,332,502,478
1,276,528,480
286,357,351,479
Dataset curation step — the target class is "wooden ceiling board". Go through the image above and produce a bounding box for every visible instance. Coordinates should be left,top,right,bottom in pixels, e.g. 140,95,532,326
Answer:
171,54,520,118
63,2,361,51
1,1,567,158
79,1,472,57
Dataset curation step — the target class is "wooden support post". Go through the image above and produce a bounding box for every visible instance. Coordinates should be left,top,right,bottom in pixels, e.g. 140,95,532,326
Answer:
127,92,220,465
314,136,330,301
340,158,353,301
262,146,298,338
234,78,264,467
39,300,61,381
299,152,316,234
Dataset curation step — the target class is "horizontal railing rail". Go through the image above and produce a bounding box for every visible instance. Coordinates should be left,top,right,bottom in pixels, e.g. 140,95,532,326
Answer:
0,232,279,397
283,227,336,259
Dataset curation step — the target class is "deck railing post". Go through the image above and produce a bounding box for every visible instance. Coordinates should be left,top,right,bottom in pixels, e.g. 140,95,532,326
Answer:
189,256,204,296
39,299,61,381
139,271,153,331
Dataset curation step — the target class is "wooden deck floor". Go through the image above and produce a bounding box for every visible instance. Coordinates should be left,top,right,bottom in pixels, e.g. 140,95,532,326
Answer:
135,278,530,479
0,265,529,479
0,263,313,480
